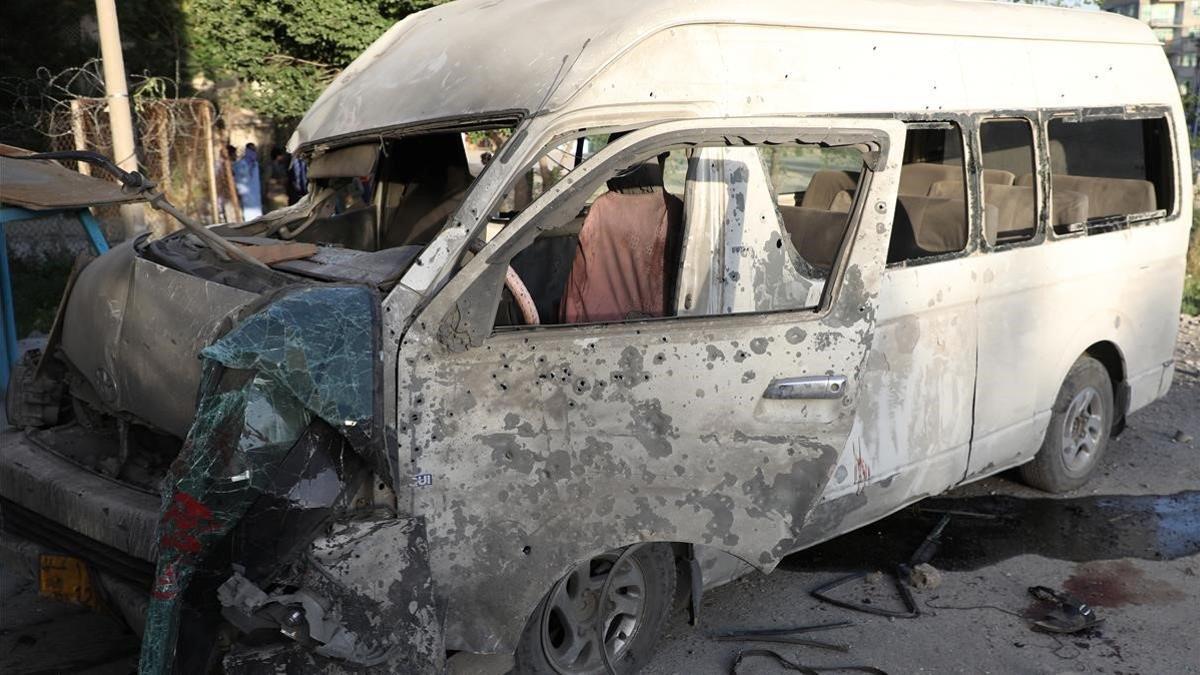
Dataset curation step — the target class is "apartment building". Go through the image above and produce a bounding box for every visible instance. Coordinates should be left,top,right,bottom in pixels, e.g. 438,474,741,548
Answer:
1106,0,1200,94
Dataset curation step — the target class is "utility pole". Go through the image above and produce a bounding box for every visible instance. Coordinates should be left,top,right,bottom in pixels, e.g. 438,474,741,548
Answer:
95,0,145,237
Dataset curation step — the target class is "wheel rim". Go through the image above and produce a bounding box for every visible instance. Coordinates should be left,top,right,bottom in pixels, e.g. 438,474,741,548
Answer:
540,552,647,673
1061,385,1105,473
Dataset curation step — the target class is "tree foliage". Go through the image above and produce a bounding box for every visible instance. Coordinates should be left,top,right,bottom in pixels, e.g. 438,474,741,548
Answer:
186,0,450,121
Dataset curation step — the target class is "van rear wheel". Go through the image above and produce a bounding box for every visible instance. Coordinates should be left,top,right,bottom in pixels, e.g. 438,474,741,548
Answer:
514,544,675,674
1021,356,1114,493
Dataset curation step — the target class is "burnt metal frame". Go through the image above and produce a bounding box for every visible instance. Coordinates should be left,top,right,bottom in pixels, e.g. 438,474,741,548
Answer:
0,205,109,392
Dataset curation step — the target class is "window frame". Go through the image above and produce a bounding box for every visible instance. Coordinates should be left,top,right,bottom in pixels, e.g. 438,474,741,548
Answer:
437,119,899,341
1041,106,1179,242
974,113,1046,254
884,119,977,270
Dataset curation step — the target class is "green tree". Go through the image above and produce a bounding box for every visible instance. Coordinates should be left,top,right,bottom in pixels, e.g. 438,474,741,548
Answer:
186,0,450,121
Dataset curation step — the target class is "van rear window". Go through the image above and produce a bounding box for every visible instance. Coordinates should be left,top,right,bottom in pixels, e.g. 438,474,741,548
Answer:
1043,117,1174,235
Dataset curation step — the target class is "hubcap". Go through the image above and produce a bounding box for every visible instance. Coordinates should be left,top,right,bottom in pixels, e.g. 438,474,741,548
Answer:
540,552,647,673
1061,386,1104,473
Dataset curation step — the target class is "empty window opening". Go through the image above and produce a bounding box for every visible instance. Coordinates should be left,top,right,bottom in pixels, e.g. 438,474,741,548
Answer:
1042,116,1174,235
489,138,871,330
980,119,1039,246
888,124,970,264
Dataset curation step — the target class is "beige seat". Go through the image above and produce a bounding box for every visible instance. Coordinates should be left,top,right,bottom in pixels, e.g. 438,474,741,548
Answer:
1015,174,1155,220
800,170,859,209
930,181,1035,243
778,206,850,269
928,181,1091,243
887,194,972,262
900,163,961,196
900,163,1015,197
982,169,1017,187
829,190,854,213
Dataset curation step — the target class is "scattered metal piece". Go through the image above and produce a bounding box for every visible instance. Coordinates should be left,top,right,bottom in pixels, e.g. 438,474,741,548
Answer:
897,514,949,590
716,635,850,652
713,620,853,652
914,507,1000,520
713,620,853,639
811,515,951,618
1027,586,1103,634
810,569,919,619
730,649,889,675
908,515,951,567
15,150,269,270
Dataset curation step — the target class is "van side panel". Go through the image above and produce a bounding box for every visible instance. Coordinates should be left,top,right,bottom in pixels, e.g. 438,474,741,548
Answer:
964,106,1190,480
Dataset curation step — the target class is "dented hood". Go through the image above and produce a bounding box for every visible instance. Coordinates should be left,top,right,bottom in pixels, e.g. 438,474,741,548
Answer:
60,244,257,437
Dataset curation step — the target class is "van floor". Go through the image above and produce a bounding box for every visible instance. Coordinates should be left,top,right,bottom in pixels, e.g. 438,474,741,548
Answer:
2,317,1197,675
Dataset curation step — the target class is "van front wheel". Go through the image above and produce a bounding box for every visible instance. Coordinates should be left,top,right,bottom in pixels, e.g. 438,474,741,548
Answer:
1021,356,1114,493
514,544,675,674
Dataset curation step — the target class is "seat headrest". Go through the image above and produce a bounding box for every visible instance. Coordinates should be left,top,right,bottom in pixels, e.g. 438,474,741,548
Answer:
606,161,664,193
888,195,967,263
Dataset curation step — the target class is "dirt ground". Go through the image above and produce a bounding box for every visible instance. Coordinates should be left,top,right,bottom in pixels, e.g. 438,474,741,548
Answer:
2,318,1197,674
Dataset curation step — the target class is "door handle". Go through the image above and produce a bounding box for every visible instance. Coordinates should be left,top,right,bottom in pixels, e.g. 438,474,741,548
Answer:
763,375,847,400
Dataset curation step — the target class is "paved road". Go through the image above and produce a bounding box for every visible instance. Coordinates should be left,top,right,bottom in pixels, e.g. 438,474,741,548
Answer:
3,319,1198,674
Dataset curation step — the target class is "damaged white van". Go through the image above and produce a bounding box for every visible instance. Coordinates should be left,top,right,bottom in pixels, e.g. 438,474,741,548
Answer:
1,0,1191,672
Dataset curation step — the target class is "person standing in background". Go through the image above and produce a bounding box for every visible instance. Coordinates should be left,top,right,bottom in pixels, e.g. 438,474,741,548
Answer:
266,147,291,212
289,154,308,205
233,142,263,220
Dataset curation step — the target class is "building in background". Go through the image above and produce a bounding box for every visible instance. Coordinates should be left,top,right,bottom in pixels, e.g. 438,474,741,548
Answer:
1106,0,1200,98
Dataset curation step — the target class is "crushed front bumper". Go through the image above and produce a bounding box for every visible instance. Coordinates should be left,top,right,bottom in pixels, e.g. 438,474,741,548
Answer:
0,429,159,563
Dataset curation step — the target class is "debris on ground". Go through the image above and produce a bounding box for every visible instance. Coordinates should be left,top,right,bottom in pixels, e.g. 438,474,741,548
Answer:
810,570,919,618
1172,430,1194,444
811,515,951,618
730,648,889,674
1026,586,1103,634
906,563,943,591
712,620,852,652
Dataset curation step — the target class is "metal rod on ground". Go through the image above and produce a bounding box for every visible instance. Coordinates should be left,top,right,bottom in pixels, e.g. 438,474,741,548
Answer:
94,0,144,238
712,621,853,639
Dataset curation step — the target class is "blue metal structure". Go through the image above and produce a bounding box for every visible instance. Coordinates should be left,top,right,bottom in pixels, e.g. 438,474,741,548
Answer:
0,206,109,392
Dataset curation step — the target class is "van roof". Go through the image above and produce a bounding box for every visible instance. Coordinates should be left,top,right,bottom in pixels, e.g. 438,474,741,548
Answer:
289,0,1156,152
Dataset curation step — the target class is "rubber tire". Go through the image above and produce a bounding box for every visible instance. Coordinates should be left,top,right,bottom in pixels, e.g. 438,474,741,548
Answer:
1020,355,1114,493
514,544,676,675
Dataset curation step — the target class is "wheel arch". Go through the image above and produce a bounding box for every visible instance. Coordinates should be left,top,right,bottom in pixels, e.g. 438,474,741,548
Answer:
1083,340,1130,432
